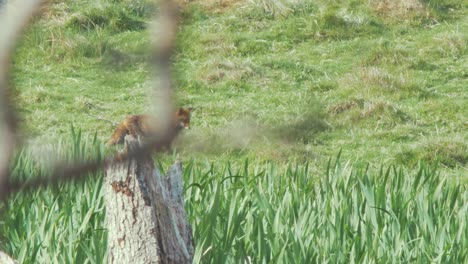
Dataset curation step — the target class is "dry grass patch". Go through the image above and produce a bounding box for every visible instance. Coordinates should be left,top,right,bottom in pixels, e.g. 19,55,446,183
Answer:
339,66,417,96
328,99,410,127
178,0,246,13
422,140,468,168
38,1,71,25
200,59,255,84
397,138,468,168
360,100,406,120
373,0,428,18
433,31,467,58
200,34,237,56
328,99,365,115
357,67,399,90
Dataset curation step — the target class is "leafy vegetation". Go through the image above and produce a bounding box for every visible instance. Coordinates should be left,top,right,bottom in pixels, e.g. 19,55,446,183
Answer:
1,130,106,263
187,156,467,263
1,0,467,262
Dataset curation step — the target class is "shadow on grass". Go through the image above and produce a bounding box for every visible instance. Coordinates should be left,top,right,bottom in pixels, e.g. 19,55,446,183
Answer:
176,101,330,161
396,140,468,168
271,113,329,144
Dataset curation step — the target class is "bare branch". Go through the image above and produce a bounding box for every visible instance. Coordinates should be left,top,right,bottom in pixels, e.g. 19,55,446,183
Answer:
0,0,45,197
3,127,179,198
86,113,119,126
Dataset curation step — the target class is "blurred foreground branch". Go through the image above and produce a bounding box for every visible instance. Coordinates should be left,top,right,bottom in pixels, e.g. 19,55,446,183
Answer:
0,0,181,203
0,0,45,198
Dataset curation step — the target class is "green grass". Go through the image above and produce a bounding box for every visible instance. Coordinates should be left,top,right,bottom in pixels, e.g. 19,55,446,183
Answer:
1,133,467,262
186,156,467,263
9,0,466,170
172,0,467,168
1,130,106,263
1,0,467,262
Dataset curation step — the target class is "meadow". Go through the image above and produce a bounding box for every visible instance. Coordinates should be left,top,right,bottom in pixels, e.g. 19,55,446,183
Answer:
1,0,467,262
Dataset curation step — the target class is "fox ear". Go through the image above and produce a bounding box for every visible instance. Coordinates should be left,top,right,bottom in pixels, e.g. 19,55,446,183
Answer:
176,107,183,114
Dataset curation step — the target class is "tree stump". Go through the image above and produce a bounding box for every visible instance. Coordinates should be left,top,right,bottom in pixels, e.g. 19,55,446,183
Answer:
0,251,18,264
105,136,194,264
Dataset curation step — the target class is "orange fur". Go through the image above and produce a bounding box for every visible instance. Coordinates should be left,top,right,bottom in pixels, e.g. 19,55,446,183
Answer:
107,108,193,150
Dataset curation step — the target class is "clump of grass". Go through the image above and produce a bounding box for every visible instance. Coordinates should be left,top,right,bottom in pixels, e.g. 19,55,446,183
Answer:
314,5,384,40
421,0,467,21
65,5,147,32
198,58,256,84
17,85,61,105
66,12,109,30
422,140,467,167
182,0,243,14
328,98,364,115
247,0,300,17
373,0,427,18
358,67,413,92
396,139,468,168
363,40,412,67
360,100,410,122
336,66,422,103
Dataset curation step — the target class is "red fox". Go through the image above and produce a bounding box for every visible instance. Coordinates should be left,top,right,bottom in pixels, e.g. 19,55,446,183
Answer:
107,107,193,151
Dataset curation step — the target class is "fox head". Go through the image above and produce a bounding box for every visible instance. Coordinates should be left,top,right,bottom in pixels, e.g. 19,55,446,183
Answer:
175,107,194,130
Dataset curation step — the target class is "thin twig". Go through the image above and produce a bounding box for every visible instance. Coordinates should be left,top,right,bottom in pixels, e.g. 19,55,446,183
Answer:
86,113,119,126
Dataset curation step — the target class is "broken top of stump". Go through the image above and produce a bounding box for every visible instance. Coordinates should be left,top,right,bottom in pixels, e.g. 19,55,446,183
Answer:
105,135,194,264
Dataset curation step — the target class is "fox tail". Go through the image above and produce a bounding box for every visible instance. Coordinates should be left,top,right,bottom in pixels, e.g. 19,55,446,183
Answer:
107,125,128,145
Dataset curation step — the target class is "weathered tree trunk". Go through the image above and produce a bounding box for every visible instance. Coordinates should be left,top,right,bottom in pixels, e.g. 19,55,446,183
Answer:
105,136,194,264
0,251,17,264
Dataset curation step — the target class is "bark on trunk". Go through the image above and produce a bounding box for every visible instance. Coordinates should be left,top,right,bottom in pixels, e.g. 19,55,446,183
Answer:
105,136,194,264
0,251,18,264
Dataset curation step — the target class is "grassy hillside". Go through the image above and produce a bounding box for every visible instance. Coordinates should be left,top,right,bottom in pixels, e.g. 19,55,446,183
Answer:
1,0,467,262
174,0,467,169
9,0,467,170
